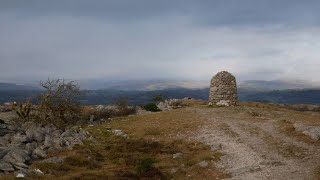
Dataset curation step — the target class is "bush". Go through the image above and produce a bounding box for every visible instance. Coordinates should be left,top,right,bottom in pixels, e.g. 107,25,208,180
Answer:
135,158,155,173
170,99,185,109
12,100,32,120
144,103,161,112
112,97,137,116
35,79,82,129
152,94,165,103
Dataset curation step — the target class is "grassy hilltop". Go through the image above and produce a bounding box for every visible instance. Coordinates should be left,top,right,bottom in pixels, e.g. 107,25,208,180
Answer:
3,99,318,179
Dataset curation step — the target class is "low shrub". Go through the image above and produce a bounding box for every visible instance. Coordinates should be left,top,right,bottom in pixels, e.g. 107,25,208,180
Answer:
135,158,155,173
170,99,185,109
144,103,161,112
35,79,82,129
12,100,33,120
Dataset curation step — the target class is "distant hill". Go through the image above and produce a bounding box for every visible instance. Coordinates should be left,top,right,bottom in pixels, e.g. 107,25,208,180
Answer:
80,79,320,91
239,80,320,91
80,79,209,90
241,89,320,104
0,80,319,105
0,83,39,91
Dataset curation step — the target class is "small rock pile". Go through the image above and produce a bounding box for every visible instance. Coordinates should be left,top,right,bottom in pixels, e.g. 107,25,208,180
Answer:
0,119,88,174
293,123,320,140
157,99,184,111
95,105,118,111
209,71,238,106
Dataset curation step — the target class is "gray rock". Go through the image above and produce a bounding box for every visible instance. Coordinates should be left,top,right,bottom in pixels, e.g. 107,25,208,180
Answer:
43,133,61,149
11,133,30,144
13,162,28,169
89,115,94,122
170,168,178,174
303,128,320,140
26,126,45,142
0,148,9,159
0,137,9,146
0,112,18,124
173,153,183,159
61,130,73,138
43,135,53,148
0,161,14,172
25,142,38,155
33,168,44,176
157,99,184,111
211,143,222,151
62,136,83,149
6,125,18,131
198,160,209,168
78,129,89,138
0,128,14,136
16,172,26,178
2,148,30,165
294,123,320,140
32,148,47,158
112,129,127,137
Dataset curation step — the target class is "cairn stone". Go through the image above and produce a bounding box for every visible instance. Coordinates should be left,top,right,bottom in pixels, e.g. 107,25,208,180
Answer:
209,71,238,106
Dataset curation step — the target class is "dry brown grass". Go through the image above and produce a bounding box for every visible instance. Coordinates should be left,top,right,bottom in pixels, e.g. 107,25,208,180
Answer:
15,100,228,179
6,100,320,179
276,119,320,146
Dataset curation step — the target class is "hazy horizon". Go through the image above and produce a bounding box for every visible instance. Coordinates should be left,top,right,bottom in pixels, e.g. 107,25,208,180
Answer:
1,0,320,84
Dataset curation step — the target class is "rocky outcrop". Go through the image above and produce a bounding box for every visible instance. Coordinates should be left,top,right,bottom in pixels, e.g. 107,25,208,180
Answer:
157,99,185,111
293,123,320,140
0,117,88,173
209,71,238,106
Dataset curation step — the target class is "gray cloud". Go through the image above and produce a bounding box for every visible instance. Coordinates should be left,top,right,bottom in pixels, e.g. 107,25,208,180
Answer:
1,1,320,84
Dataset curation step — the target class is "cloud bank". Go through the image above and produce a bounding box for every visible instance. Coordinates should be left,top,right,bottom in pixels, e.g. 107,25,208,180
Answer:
1,0,320,84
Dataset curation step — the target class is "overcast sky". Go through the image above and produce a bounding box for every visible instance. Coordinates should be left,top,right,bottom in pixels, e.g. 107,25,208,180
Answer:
1,0,320,84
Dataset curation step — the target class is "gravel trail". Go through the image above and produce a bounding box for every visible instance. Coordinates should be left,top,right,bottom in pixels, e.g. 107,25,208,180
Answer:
192,107,320,180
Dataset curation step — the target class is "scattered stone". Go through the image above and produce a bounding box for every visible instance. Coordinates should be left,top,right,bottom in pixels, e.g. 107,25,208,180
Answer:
11,133,30,144
211,143,222,151
209,71,238,106
216,100,231,107
294,123,320,140
0,161,14,172
112,129,127,137
89,115,95,122
32,148,47,158
0,137,9,147
16,172,25,178
33,168,44,175
198,161,209,168
0,118,87,175
157,99,184,111
170,168,178,174
2,149,30,166
61,130,73,137
135,107,151,115
14,162,28,170
173,153,183,159
25,126,45,142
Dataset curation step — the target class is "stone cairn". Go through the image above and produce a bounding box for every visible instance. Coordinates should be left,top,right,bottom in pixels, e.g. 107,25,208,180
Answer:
209,71,238,106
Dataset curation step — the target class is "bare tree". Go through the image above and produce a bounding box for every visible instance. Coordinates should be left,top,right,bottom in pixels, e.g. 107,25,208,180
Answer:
36,79,82,128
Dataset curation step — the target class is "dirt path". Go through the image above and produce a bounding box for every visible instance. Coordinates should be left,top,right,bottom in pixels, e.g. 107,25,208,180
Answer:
192,106,320,180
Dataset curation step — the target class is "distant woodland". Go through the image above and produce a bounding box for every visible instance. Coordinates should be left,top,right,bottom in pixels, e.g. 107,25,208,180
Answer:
0,88,320,105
